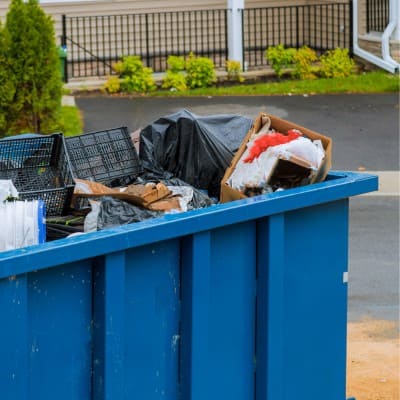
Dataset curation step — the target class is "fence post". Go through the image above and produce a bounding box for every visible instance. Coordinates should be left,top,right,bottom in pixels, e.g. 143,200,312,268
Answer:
61,14,68,83
145,13,150,67
296,7,300,48
227,0,244,70
349,1,354,56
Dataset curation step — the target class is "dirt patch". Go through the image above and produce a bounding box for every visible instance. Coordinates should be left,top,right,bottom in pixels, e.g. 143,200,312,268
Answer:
347,319,399,400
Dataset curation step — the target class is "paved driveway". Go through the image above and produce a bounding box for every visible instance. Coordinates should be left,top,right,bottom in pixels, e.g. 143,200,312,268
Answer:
76,93,399,170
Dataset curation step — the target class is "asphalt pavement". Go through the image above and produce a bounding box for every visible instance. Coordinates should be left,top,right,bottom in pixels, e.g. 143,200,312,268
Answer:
76,93,399,171
75,93,399,325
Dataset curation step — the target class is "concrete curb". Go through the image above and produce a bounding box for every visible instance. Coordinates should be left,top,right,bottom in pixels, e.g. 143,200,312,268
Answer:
359,170,399,196
61,95,76,107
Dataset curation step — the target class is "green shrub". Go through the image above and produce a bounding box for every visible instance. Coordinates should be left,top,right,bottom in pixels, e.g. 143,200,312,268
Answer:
166,55,186,72
3,0,62,135
226,60,244,83
162,70,187,91
162,55,187,91
265,44,296,78
103,76,121,94
291,46,319,80
185,53,216,89
0,23,15,136
115,55,156,93
320,48,355,78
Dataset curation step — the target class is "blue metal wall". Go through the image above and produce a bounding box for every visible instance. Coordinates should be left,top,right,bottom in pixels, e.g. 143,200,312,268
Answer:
0,172,377,400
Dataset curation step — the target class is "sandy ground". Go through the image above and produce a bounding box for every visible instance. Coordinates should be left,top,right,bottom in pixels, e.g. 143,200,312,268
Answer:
347,319,400,400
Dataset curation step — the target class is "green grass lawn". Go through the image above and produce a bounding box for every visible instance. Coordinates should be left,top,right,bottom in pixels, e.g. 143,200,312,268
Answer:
59,105,83,137
150,71,399,97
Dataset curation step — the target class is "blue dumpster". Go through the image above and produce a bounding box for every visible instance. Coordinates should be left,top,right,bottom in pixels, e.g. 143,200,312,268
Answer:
0,171,377,400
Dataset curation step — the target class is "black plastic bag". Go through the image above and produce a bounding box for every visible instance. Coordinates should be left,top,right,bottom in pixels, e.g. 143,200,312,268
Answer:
97,196,161,230
139,109,252,198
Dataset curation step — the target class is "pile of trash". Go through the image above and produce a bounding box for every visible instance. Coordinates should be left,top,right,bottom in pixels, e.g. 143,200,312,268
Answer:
0,109,331,251
220,112,332,203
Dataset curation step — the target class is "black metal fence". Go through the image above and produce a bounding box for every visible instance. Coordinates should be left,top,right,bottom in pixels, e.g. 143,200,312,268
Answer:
366,0,389,32
61,9,228,81
62,2,353,81
243,2,353,69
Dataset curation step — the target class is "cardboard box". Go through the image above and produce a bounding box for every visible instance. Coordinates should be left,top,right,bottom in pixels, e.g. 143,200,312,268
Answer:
220,112,332,203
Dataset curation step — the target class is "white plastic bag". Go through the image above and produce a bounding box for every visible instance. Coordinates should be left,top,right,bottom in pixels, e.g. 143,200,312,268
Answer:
228,135,325,192
84,200,101,232
167,186,194,212
275,137,325,168
0,200,45,251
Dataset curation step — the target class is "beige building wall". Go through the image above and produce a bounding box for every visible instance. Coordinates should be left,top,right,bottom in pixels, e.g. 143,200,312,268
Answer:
0,0,347,42
358,0,367,35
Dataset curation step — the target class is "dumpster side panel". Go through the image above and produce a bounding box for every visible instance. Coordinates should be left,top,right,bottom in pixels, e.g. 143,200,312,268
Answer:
282,199,349,400
92,251,127,400
256,213,286,400
181,222,256,400
0,274,29,400
27,262,93,400
0,262,93,400
256,199,349,400
124,241,180,399
209,222,256,399
92,241,181,400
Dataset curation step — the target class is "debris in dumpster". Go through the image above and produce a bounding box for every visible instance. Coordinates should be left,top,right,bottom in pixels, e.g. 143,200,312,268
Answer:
46,215,85,241
0,200,46,251
0,133,75,216
243,129,302,163
139,109,252,198
123,182,171,204
73,175,215,216
83,200,100,232
73,179,179,211
65,127,143,188
221,112,332,203
134,174,216,210
96,197,162,230
147,195,182,212
0,110,332,248
229,134,324,192
76,174,216,233
164,185,195,212
242,182,273,197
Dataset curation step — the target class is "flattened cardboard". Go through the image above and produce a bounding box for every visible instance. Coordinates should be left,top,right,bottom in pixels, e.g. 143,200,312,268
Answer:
147,196,182,212
73,179,173,209
220,112,332,203
124,183,171,204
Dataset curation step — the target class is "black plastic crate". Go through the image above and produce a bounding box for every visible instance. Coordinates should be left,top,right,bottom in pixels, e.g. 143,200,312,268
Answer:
0,134,75,216
65,127,143,187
